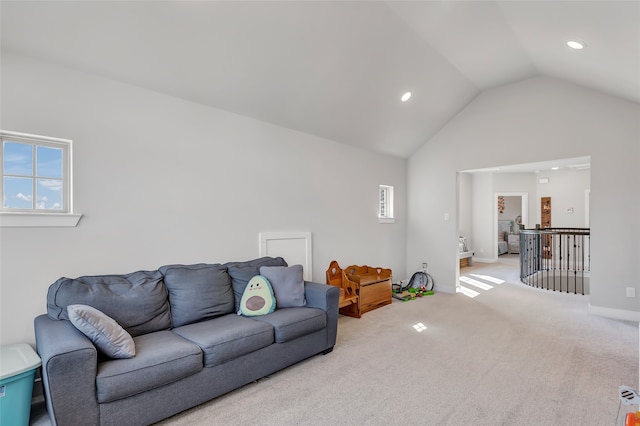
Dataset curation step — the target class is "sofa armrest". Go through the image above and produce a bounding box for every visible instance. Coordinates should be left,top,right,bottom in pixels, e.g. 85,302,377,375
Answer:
304,282,339,349
304,281,339,311
35,314,100,426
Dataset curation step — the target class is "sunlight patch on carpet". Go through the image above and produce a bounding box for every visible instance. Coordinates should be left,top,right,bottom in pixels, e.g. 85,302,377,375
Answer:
412,322,427,332
457,285,479,298
469,274,505,284
460,276,494,291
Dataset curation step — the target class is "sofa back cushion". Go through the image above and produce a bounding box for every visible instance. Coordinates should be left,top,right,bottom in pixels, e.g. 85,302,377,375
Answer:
225,257,288,311
159,263,234,327
47,270,171,337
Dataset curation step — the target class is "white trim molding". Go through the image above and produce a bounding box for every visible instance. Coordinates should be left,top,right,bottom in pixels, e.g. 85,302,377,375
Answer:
588,304,640,323
378,218,396,224
470,257,496,264
259,232,313,281
0,212,82,228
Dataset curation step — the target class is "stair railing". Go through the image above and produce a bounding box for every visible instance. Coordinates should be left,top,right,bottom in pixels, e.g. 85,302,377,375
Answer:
519,228,590,294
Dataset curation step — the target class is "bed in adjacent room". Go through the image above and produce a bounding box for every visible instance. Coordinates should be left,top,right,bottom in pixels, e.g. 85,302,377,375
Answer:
498,220,511,255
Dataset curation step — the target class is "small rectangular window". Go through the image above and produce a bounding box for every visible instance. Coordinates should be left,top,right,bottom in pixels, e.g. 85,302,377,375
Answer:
1,131,71,213
379,185,394,222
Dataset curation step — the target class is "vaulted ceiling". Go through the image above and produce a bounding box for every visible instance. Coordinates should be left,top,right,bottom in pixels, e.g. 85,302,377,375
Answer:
2,1,639,158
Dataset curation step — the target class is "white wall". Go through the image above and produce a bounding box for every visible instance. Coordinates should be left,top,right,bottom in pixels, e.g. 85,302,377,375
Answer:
469,173,493,261
457,172,472,246
536,168,590,228
0,52,407,345
408,76,640,320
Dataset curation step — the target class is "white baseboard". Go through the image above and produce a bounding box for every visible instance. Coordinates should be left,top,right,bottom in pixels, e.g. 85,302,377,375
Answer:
472,257,495,264
588,304,640,323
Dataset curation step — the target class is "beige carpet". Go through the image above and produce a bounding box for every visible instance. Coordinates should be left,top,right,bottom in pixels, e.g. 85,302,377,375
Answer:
154,262,638,426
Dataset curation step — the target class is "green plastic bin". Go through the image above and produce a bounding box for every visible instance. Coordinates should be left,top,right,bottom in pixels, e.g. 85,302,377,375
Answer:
0,343,41,426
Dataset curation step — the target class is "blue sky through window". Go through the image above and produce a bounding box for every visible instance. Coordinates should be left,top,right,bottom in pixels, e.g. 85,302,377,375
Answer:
4,142,32,175
36,146,63,178
3,141,64,210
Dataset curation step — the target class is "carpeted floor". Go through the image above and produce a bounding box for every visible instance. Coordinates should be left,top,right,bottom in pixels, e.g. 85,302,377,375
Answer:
153,262,638,426
29,261,639,425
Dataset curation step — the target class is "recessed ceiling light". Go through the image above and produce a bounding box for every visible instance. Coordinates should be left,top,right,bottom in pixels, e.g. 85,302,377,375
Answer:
401,92,412,102
567,40,585,50
551,166,559,170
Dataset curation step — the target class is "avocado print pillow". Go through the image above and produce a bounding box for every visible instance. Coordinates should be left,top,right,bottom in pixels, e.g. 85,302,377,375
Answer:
238,275,276,316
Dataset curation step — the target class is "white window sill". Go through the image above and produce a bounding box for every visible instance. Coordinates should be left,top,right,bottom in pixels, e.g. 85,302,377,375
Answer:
378,217,396,224
0,212,83,228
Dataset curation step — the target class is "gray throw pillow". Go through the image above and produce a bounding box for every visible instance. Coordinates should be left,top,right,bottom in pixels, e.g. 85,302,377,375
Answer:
67,304,136,359
259,265,306,308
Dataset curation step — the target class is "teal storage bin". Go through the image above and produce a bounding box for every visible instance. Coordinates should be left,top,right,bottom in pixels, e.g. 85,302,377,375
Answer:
0,343,42,426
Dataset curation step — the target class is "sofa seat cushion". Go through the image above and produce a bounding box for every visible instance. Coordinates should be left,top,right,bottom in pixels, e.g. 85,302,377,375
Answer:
96,330,202,403
250,308,326,343
172,314,274,368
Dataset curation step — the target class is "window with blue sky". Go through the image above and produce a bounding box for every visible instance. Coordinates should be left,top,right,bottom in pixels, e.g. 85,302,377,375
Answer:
2,132,68,212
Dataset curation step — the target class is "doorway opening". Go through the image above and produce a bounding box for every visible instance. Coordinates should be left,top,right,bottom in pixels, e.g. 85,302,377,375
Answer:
496,192,527,264
456,155,591,283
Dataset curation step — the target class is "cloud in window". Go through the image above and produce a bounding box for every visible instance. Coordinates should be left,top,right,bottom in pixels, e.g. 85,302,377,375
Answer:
16,192,32,202
39,180,62,191
36,196,48,209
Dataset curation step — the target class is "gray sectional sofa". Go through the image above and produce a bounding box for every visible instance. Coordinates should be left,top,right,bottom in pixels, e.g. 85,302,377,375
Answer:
34,257,339,426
